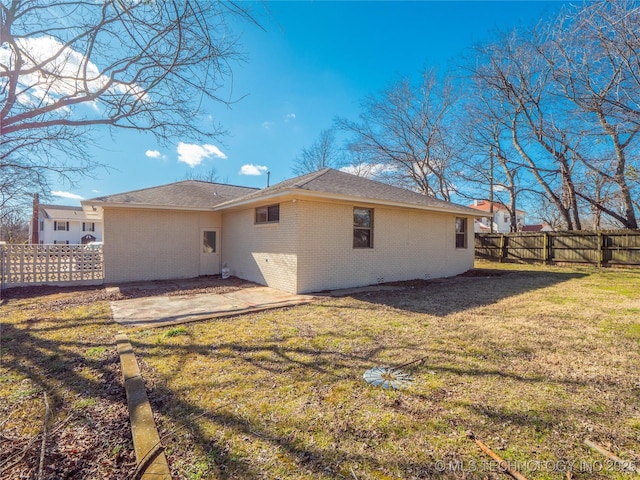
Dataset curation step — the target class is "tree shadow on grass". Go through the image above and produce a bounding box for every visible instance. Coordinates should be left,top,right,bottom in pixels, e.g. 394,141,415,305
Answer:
0,316,135,479
132,330,622,480
347,268,588,317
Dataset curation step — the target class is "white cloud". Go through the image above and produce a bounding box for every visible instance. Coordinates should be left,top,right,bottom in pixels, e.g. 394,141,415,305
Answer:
261,121,275,130
51,190,84,200
91,189,100,193
285,113,296,122
239,164,268,176
145,149,163,159
176,142,227,167
0,35,147,108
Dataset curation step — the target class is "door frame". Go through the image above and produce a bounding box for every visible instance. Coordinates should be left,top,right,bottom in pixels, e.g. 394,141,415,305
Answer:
199,228,221,275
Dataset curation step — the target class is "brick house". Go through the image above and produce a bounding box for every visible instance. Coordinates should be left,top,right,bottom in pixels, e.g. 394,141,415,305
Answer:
82,169,484,294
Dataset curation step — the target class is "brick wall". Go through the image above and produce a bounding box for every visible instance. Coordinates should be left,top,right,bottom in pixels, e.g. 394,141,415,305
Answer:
295,200,474,293
104,208,221,283
221,201,299,293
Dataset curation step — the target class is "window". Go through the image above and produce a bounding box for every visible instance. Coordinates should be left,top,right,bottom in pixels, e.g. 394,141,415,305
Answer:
54,221,69,231
39,220,44,231
255,204,280,224
53,240,70,245
455,217,467,249
353,208,373,248
203,231,216,253
83,222,95,232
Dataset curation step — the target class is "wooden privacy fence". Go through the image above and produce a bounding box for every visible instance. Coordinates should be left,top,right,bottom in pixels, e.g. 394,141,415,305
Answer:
0,244,104,289
475,230,640,267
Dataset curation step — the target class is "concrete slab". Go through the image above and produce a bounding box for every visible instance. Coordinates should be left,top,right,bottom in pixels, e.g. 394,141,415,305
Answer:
116,334,171,479
110,286,315,328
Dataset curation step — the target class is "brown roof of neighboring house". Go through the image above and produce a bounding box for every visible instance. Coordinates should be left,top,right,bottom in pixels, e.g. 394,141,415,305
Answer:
216,168,485,216
84,180,259,210
469,200,526,214
521,224,547,232
40,205,92,220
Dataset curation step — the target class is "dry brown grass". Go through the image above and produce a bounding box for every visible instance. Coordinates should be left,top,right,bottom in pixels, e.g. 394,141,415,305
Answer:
1,263,638,479
0,287,133,479
127,262,640,480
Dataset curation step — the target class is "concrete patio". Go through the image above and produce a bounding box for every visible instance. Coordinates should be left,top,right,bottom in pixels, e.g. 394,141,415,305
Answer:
110,284,316,328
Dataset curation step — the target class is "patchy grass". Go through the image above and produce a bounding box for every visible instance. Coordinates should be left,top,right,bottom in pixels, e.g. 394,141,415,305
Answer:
2,264,639,479
0,286,133,479
125,262,640,480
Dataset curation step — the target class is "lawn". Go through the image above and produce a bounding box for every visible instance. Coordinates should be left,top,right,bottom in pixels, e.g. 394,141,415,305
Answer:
1,262,639,479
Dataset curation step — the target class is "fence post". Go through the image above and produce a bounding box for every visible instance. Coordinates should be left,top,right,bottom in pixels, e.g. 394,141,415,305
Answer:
543,232,550,264
499,234,506,262
597,231,604,268
0,245,4,301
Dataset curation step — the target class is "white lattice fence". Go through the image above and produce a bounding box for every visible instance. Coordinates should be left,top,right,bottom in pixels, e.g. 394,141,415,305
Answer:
1,244,104,288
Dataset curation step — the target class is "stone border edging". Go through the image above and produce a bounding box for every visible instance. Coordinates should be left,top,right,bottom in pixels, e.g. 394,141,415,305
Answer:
116,334,171,479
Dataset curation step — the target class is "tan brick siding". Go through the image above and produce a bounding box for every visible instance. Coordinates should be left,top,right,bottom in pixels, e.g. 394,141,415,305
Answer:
295,200,474,293
104,208,220,283
221,201,298,293
104,200,474,293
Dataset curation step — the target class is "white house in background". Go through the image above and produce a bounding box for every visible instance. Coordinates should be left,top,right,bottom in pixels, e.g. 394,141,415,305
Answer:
469,200,526,233
82,168,486,294
30,202,103,245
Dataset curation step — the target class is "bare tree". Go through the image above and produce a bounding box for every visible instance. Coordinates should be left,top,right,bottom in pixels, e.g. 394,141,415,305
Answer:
0,208,28,243
181,167,221,183
458,75,528,232
465,1,640,230
548,0,640,229
336,69,459,200
1,0,257,211
470,27,588,230
291,129,344,175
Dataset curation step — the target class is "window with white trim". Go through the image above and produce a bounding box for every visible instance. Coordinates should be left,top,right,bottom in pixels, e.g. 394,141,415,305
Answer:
54,221,69,231
353,208,373,248
455,217,467,249
255,204,280,224
83,222,95,232
54,240,70,245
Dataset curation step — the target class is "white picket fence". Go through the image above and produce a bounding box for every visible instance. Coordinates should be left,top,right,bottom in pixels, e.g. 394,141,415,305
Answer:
0,244,104,289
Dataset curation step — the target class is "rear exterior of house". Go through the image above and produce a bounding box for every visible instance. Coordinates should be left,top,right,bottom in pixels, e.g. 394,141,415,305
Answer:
103,208,222,283
83,181,257,284
83,169,483,293
221,198,473,293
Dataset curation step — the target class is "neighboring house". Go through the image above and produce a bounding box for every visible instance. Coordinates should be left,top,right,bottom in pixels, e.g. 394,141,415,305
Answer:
29,198,103,245
82,169,485,294
469,200,526,233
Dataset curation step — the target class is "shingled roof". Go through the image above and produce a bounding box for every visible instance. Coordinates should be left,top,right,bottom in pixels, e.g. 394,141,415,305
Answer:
216,168,484,216
84,180,258,210
39,204,89,220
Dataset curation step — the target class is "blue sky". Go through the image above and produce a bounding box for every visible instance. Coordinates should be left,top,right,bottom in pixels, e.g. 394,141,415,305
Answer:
50,1,568,206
